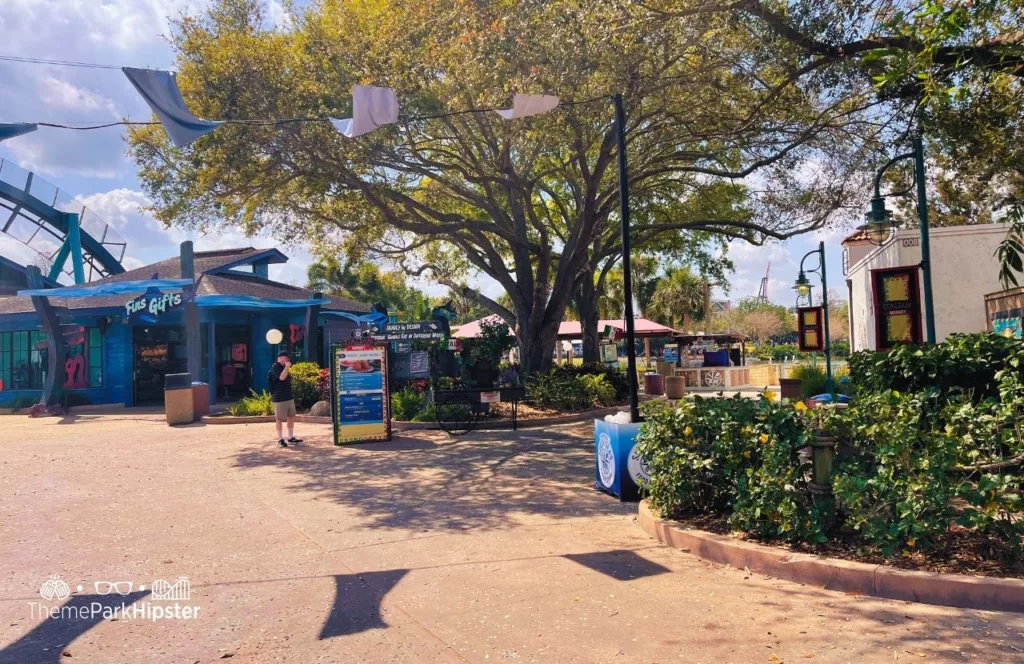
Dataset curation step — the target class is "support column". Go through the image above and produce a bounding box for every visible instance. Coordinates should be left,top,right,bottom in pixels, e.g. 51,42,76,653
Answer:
207,321,217,404
304,293,322,363
27,266,66,408
66,213,85,285
181,241,201,382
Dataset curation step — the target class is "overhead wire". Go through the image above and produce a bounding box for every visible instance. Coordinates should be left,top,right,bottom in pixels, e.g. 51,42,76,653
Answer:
0,53,613,129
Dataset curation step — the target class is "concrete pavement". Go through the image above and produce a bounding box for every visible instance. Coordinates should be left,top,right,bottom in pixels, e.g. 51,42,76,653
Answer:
0,413,1021,663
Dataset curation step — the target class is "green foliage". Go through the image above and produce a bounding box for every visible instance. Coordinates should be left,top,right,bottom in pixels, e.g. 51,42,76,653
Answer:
468,318,516,366
228,390,274,416
827,390,1024,555
847,333,1022,401
411,403,438,422
790,364,827,399
527,369,619,411
391,387,426,421
550,363,629,401
637,396,829,543
289,362,323,411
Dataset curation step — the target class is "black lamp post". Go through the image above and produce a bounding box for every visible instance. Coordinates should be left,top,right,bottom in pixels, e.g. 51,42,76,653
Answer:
794,241,833,395
614,93,641,423
857,133,936,344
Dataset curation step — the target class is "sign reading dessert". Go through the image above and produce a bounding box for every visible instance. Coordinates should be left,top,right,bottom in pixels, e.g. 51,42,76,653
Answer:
331,344,390,445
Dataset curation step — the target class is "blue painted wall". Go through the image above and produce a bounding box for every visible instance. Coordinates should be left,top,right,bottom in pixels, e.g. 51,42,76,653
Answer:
0,306,327,408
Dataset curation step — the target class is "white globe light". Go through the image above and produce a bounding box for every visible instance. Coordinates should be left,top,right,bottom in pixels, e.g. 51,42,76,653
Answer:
266,329,283,344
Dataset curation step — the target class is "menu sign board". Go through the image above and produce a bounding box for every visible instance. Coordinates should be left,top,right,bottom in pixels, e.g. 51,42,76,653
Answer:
797,306,825,352
331,344,391,445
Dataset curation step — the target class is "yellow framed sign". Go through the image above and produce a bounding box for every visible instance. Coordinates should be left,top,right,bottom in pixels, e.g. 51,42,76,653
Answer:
331,344,391,445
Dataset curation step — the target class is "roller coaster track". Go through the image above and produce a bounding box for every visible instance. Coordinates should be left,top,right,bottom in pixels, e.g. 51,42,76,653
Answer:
0,158,126,282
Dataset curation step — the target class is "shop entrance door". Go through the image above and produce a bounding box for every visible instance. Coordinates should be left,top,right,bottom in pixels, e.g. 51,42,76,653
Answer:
133,326,188,404
215,325,252,400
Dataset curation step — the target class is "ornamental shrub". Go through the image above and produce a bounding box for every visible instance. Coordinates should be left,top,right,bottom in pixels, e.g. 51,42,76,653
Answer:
847,333,1023,401
527,368,623,410
636,396,830,543
391,387,426,421
289,362,324,411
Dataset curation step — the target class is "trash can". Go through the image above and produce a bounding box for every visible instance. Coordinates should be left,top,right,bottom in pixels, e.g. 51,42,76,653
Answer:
191,382,209,419
664,375,686,399
644,372,664,396
594,419,649,501
164,373,194,425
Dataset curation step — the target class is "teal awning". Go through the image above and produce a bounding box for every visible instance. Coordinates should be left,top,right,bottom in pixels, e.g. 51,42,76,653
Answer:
193,295,331,309
18,278,193,298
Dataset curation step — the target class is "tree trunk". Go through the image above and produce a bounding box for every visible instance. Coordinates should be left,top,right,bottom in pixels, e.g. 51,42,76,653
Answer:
516,319,559,377
575,276,601,365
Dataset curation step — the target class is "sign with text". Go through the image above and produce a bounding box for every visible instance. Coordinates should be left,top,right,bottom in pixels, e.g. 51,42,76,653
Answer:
371,321,447,342
331,344,391,445
125,289,186,323
797,306,825,352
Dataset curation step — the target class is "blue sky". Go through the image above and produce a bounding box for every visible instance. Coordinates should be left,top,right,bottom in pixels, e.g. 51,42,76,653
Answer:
0,0,854,307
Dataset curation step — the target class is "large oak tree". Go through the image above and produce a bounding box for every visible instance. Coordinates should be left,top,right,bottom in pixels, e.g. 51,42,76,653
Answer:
129,0,884,374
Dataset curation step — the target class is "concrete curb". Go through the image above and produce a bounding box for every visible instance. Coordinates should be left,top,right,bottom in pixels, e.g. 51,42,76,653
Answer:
202,414,332,425
203,405,630,430
638,500,1024,613
392,404,626,431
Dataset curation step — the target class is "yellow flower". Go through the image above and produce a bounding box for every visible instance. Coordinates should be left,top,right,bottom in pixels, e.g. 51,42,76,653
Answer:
906,538,916,548
743,450,751,458
684,426,693,436
763,390,777,402
794,401,808,412
758,433,769,444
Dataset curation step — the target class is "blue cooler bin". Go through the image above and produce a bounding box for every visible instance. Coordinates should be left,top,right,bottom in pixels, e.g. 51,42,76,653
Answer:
594,419,650,501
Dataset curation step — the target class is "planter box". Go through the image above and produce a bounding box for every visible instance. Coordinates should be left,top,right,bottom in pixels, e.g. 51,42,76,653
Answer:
594,419,649,501
779,377,802,400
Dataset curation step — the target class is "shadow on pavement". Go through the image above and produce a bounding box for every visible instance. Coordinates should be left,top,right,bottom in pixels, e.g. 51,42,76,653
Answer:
0,591,149,664
564,549,671,581
231,424,634,532
320,570,408,639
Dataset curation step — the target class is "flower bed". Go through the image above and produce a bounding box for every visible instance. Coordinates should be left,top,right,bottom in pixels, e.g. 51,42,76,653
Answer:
635,335,1024,577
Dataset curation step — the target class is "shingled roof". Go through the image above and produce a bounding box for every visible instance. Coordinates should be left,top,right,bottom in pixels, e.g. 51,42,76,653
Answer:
0,247,369,315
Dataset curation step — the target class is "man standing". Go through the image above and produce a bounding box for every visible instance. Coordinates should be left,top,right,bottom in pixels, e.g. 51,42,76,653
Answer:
269,351,302,447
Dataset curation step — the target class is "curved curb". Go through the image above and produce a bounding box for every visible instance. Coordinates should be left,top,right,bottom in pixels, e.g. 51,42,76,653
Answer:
638,500,1024,614
201,415,332,425
392,404,626,431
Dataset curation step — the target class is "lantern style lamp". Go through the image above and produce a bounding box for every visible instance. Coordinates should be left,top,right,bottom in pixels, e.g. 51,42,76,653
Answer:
857,195,895,246
793,271,812,300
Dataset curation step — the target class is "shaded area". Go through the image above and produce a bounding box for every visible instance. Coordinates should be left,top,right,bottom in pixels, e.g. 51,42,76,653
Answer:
231,424,635,532
0,591,149,664
564,549,671,581
320,570,408,639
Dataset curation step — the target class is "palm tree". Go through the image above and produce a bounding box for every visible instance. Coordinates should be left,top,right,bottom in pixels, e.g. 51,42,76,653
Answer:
648,266,706,332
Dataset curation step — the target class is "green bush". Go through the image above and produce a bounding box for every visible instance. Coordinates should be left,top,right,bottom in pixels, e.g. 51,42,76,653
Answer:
790,363,827,399
228,390,274,416
411,403,438,422
637,396,829,543
391,387,426,421
847,333,1023,401
637,389,1024,559
527,369,622,410
289,362,323,411
826,390,1024,555
551,364,629,401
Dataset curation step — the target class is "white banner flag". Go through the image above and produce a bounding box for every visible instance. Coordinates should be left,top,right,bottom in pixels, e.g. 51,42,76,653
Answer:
495,94,559,120
330,85,400,138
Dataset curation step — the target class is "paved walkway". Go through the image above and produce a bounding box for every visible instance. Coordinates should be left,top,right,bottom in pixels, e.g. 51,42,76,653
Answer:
0,414,1021,663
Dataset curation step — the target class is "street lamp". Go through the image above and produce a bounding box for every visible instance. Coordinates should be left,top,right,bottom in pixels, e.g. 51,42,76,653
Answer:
859,196,895,246
857,133,936,344
794,241,833,395
793,271,813,301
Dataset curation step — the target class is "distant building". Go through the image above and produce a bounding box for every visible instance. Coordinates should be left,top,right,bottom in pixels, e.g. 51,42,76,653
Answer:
842,223,1010,352
0,247,369,407
711,299,731,314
